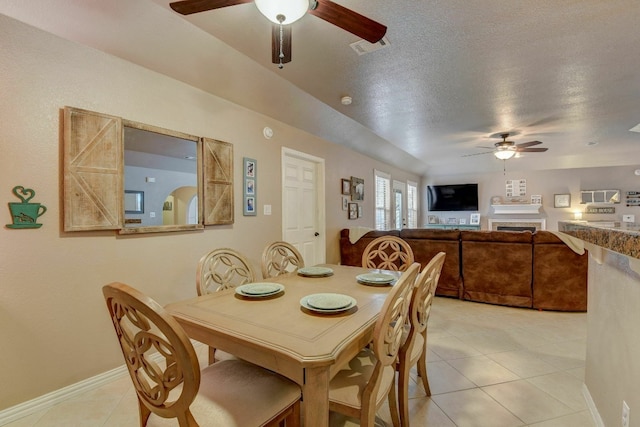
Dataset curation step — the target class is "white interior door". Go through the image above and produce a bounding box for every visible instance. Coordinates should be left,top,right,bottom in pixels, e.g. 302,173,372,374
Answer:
281,148,325,266
393,180,407,229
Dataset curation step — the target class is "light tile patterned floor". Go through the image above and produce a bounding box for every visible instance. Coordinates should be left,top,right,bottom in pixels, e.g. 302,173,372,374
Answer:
5,297,594,427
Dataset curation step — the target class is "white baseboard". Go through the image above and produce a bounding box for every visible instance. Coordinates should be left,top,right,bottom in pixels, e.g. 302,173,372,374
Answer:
0,365,127,426
583,383,605,427
0,341,206,426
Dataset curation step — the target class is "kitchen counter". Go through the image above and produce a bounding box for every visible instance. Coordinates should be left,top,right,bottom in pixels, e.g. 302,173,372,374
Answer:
558,220,640,260
557,220,640,426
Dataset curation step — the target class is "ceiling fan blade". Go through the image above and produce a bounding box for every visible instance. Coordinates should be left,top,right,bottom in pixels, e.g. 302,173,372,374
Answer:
169,0,252,15
517,147,548,152
271,24,292,65
461,151,493,157
516,140,543,148
309,0,387,43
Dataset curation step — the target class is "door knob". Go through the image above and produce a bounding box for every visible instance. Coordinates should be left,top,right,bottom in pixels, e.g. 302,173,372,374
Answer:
314,232,320,236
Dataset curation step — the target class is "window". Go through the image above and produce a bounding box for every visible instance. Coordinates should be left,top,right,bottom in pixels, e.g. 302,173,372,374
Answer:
407,180,418,228
374,170,391,230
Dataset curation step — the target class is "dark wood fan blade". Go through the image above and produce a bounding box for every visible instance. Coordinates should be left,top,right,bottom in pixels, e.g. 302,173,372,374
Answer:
272,24,292,65
516,140,543,148
309,0,387,43
517,147,548,152
169,0,252,15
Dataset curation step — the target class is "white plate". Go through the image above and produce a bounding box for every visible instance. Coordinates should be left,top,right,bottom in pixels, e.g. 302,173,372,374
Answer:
236,283,284,297
297,266,334,277
300,293,356,313
356,273,396,285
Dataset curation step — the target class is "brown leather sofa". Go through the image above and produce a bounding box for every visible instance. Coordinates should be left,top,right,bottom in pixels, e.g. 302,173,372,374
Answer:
339,228,588,311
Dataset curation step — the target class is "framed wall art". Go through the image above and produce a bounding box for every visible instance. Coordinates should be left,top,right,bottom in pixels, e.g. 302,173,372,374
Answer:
470,213,481,225
554,194,571,208
428,215,438,224
243,157,257,216
341,178,351,195
348,202,358,219
350,176,364,201
342,196,349,211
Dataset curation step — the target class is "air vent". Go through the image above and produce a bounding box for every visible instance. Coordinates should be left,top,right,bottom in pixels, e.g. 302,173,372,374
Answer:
350,36,390,55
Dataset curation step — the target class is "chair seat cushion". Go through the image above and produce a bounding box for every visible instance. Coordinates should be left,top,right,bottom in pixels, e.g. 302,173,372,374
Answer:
189,359,300,426
328,348,395,411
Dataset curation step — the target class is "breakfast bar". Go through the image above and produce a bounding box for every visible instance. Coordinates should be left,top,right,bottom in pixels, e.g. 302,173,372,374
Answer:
558,221,640,427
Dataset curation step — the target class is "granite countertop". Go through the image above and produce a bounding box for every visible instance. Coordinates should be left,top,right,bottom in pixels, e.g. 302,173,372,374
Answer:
558,220,640,259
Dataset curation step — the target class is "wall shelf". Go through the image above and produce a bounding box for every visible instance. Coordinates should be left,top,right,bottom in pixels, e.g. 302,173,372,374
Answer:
491,204,542,214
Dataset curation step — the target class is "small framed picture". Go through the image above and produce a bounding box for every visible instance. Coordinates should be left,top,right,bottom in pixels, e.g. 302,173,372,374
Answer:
459,218,467,225
447,217,457,225
554,194,571,208
428,215,438,224
342,196,349,211
243,157,257,216
246,179,255,195
245,197,255,213
531,194,542,204
350,176,364,201
470,213,481,225
348,203,358,219
341,178,351,195
358,204,363,218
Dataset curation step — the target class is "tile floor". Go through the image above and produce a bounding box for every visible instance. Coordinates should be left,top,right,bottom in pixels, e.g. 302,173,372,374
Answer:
4,297,594,427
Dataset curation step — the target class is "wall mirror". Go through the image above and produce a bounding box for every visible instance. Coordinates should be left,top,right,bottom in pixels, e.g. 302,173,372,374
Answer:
63,107,233,234
122,121,201,233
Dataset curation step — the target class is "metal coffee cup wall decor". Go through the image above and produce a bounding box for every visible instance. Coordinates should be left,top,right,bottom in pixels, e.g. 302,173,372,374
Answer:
6,185,47,229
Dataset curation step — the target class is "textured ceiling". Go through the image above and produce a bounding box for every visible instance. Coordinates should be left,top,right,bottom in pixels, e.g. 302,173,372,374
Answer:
3,0,640,176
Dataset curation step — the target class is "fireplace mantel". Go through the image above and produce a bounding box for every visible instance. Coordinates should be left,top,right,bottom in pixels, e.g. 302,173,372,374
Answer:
491,204,542,214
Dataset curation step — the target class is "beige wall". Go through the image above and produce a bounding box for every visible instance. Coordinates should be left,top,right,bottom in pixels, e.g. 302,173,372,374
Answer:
0,15,419,409
423,166,640,230
585,250,640,427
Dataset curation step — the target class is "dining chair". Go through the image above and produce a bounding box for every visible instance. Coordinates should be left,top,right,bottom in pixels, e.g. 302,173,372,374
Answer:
196,248,256,363
261,241,305,278
397,252,446,426
328,262,420,427
102,282,301,427
362,235,415,272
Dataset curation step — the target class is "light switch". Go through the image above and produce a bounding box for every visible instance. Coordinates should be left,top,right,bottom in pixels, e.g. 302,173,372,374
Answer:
150,212,156,218
264,204,272,215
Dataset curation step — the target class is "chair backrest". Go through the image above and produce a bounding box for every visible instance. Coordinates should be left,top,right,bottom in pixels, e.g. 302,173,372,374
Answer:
409,252,446,339
362,235,415,271
372,262,420,367
196,248,256,295
102,282,200,422
261,241,305,278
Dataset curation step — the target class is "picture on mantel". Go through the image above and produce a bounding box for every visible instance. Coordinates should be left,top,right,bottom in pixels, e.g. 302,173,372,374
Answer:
506,179,526,197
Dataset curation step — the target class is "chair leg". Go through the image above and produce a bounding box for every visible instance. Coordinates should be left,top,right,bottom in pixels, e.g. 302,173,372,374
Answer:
416,352,431,396
137,398,151,427
388,378,401,427
397,359,411,427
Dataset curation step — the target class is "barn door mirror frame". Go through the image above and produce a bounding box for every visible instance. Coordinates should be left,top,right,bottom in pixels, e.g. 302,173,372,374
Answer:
63,106,233,234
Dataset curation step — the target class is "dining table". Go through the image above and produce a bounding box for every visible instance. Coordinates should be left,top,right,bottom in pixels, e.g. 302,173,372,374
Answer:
164,263,400,427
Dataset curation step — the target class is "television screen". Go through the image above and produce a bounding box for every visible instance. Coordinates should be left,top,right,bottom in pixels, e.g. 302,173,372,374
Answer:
427,184,479,211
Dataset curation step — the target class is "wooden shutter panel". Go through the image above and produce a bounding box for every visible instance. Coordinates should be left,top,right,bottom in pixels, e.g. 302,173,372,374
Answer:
63,107,123,231
202,137,234,225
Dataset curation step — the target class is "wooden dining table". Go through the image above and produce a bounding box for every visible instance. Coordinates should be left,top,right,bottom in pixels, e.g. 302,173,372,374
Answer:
165,264,398,427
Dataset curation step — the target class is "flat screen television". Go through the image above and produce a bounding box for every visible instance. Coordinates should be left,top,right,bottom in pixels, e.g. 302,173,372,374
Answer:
427,184,479,211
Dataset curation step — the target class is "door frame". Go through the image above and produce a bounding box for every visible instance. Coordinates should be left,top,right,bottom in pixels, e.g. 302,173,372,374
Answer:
393,180,407,229
281,147,326,264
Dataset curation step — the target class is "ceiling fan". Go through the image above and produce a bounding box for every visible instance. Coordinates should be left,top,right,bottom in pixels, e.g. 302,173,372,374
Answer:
464,133,549,160
169,0,387,68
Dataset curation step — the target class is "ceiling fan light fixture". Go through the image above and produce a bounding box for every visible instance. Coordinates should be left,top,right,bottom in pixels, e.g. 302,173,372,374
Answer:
255,0,309,24
494,148,516,160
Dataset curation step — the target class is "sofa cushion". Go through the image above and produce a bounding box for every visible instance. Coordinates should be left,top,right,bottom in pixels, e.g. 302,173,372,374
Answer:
532,231,588,311
401,229,462,298
461,231,533,308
